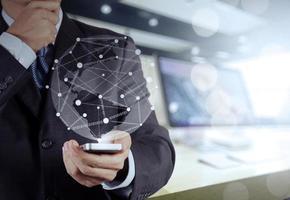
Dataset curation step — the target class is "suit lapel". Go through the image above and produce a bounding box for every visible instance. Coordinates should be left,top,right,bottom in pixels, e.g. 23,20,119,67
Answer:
54,14,83,60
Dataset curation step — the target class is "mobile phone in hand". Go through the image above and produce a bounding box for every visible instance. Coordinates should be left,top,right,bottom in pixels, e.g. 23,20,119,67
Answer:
81,143,122,154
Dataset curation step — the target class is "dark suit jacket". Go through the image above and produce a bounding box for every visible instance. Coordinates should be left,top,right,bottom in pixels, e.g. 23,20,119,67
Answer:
0,6,175,200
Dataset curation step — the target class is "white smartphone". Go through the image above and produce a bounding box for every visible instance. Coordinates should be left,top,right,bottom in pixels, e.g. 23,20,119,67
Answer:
81,143,122,154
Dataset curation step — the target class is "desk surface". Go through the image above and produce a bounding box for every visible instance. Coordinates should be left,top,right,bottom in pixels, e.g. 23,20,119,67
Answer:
151,127,290,199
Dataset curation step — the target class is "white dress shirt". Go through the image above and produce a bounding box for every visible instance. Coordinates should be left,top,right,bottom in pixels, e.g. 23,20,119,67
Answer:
0,9,135,190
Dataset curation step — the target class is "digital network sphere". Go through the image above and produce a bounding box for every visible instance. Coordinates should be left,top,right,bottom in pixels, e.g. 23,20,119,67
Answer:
50,35,152,141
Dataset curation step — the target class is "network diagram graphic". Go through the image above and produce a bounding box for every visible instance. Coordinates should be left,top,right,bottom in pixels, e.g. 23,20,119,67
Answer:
49,35,153,141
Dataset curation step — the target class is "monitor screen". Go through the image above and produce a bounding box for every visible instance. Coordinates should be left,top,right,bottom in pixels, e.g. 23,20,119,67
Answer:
158,57,255,127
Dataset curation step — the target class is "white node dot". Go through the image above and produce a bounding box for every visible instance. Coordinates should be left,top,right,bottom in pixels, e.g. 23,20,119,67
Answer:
120,94,125,99
58,93,62,97
83,113,87,118
151,106,155,110
103,118,109,124
135,49,142,55
102,73,105,77
64,78,68,82
97,106,100,110
75,99,82,106
77,62,83,69
45,85,50,89
127,107,131,112
67,127,71,131
54,59,59,64
56,112,60,117
76,37,81,42
98,95,103,99
128,72,133,76
136,96,140,101
69,51,73,54
115,56,119,59
140,123,143,126
114,39,119,44
99,54,103,59
51,67,55,71
124,36,128,39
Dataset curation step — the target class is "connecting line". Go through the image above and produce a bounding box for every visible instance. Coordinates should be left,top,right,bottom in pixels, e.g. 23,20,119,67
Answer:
79,67,117,99
99,66,139,97
57,47,101,67
108,110,129,120
110,121,140,126
56,65,61,111
51,36,153,138
65,102,87,128
99,98,106,118
78,62,127,75
123,81,147,97
122,125,141,133
68,115,84,130
82,103,122,110
97,108,100,138
81,36,125,42
79,68,125,99
78,40,114,60
102,97,127,108
60,71,79,113
137,101,141,124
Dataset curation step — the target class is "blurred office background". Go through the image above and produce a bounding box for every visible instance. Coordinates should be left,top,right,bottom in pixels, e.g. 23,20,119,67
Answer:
61,0,290,198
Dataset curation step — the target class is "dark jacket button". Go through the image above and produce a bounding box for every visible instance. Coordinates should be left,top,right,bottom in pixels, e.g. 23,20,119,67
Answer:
41,139,53,149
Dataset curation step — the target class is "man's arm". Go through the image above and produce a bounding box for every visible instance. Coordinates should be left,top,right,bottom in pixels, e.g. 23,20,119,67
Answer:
130,112,175,199
115,36,175,199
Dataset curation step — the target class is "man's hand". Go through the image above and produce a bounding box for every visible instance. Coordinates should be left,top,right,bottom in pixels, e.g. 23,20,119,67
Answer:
62,131,132,188
7,1,61,52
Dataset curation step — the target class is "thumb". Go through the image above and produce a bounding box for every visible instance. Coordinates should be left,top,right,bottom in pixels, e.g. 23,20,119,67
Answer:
68,140,80,156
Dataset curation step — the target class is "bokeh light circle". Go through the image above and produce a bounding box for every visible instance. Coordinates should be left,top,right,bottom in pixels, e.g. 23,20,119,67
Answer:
192,8,220,37
266,173,290,197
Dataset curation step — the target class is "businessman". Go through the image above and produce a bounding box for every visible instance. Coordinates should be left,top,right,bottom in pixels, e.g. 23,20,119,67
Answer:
0,0,175,200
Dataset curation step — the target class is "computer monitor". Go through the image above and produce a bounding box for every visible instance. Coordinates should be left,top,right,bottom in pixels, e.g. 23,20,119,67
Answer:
158,57,254,127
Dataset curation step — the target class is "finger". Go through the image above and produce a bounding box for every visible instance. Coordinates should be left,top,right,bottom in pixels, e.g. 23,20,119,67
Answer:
67,141,119,181
68,140,128,170
63,143,104,187
102,131,132,150
28,1,61,12
41,10,59,25
112,132,132,151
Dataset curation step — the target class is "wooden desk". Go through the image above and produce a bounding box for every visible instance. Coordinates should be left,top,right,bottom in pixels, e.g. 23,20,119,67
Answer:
150,127,290,200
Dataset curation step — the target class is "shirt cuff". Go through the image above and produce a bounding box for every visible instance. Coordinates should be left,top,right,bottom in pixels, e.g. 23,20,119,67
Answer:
0,32,36,69
102,150,135,190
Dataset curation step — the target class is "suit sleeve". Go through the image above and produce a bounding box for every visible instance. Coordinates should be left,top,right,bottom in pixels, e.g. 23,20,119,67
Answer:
0,44,31,107
116,36,175,200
